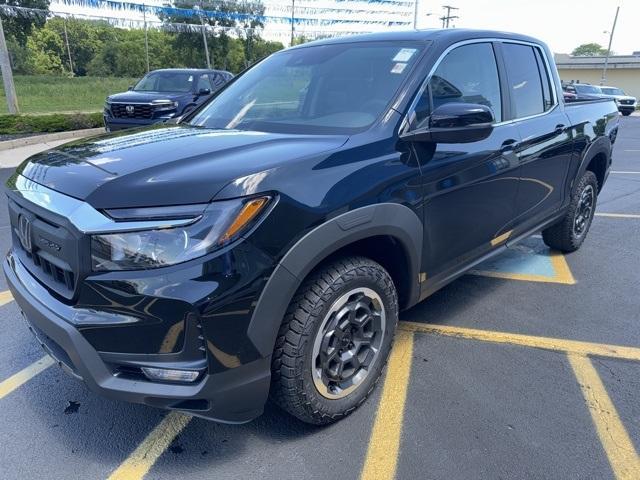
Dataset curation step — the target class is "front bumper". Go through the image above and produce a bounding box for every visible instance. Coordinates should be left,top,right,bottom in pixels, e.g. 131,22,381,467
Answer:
4,252,271,423
103,115,173,131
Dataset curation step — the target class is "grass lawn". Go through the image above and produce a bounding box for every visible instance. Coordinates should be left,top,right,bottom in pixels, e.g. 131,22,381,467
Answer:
0,75,138,114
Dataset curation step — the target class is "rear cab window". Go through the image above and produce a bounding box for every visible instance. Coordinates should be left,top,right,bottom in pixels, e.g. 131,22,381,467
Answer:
501,43,556,119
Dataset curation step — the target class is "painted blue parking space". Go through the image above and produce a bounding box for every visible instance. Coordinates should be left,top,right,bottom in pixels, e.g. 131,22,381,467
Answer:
469,236,575,284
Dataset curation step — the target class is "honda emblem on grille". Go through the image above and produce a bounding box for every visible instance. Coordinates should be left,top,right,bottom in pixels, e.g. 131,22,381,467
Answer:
17,214,33,252
125,105,135,115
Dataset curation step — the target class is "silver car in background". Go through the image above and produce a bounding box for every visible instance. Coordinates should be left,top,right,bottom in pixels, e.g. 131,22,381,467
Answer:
600,86,637,116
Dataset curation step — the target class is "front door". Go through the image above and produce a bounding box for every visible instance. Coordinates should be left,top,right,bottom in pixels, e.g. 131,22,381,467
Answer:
407,42,522,281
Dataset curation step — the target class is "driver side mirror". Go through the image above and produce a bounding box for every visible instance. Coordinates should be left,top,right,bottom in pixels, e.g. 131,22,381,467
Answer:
198,88,211,96
127,85,133,91
401,103,495,144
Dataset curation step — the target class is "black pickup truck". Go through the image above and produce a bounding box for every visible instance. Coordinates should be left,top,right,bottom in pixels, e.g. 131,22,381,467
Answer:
4,29,618,425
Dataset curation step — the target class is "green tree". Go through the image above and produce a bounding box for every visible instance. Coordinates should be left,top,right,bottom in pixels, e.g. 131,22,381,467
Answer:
1,0,50,46
247,37,283,65
571,43,609,56
24,26,65,74
46,18,116,75
160,0,265,71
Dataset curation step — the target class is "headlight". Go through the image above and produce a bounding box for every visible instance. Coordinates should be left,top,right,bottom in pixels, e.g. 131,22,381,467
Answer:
91,196,271,271
152,100,179,111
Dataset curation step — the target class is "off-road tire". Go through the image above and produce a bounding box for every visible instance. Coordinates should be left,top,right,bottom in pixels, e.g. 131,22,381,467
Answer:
542,170,598,252
270,256,399,425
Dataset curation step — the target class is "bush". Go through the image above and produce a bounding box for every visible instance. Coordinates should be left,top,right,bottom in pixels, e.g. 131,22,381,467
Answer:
0,112,104,134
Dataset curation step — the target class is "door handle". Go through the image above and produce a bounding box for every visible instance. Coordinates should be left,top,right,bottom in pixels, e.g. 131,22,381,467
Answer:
500,138,518,153
554,124,566,134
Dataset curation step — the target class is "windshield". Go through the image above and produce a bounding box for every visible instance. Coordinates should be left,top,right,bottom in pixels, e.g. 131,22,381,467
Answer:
134,71,197,93
188,42,424,135
601,87,625,95
575,85,602,95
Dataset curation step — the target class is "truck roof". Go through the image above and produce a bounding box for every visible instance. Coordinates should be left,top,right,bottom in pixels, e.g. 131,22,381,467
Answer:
291,28,546,49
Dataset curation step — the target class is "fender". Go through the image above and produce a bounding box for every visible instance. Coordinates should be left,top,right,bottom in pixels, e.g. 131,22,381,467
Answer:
247,203,423,357
571,135,611,191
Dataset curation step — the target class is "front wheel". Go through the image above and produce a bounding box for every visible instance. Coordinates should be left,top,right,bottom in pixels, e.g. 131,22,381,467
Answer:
542,170,598,252
270,256,398,424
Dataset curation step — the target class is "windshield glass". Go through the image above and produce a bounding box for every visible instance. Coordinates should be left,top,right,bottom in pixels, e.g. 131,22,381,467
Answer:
188,42,423,134
575,84,602,94
134,72,196,93
601,87,625,95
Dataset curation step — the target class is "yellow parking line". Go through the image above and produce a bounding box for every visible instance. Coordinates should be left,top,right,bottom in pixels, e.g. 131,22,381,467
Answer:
400,322,640,361
550,251,576,284
360,329,414,480
0,356,55,399
0,290,13,307
595,213,640,219
107,411,192,480
568,354,640,480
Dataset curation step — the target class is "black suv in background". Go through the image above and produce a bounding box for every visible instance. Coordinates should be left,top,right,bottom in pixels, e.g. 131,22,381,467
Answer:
562,82,605,102
6,30,618,425
103,68,233,131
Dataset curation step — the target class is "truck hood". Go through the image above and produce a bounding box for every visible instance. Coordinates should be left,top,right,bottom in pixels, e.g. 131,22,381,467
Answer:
107,91,193,104
17,125,349,209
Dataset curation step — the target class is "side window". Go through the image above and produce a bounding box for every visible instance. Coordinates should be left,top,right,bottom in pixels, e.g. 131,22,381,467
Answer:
533,48,554,111
414,42,502,126
196,74,213,92
502,43,550,118
210,73,227,90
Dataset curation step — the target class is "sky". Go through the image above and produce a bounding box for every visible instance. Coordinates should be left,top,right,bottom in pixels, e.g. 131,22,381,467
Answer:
49,0,639,54
416,0,639,55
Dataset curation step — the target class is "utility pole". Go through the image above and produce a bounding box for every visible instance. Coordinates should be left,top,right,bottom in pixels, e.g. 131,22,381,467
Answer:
0,14,18,114
62,18,74,75
413,0,419,29
194,4,211,68
601,6,619,86
441,5,459,28
290,0,295,46
143,4,150,72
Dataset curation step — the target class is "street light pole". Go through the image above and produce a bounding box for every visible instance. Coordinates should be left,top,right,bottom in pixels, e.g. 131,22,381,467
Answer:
413,0,419,28
143,4,150,72
290,0,295,46
194,5,211,69
601,6,620,86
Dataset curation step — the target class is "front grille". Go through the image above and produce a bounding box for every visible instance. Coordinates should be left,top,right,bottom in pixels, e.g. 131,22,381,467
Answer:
9,199,79,299
110,103,154,119
31,251,75,291
619,99,634,105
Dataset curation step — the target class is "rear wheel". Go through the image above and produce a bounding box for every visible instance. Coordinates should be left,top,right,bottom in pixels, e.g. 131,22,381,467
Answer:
542,170,598,252
270,256,398,424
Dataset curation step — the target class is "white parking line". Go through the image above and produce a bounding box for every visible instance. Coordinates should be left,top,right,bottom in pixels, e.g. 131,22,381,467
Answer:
611,171,640,174
595,213,640,219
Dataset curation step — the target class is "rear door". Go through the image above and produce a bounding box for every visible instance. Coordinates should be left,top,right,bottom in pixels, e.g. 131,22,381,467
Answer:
407,41,522,280
499,42,573,227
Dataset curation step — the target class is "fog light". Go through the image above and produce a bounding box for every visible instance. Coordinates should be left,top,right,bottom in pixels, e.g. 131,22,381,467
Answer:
141,367,200,383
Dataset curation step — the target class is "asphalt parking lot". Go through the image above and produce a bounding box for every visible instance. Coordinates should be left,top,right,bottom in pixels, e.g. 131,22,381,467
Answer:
0,118,639,480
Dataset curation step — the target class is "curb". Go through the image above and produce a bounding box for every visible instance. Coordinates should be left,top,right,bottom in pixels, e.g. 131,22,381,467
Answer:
0,127,105,152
